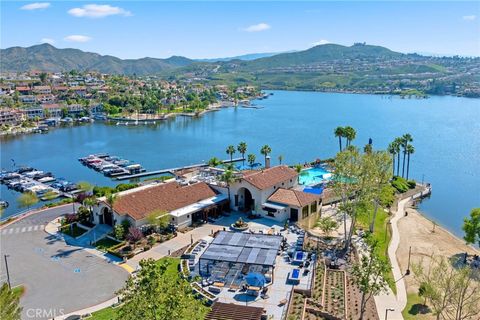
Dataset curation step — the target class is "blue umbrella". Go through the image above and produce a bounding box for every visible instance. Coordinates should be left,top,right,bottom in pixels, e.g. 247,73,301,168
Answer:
245,273,266,287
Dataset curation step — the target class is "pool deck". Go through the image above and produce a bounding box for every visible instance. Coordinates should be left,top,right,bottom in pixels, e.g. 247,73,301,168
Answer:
193,222,314,320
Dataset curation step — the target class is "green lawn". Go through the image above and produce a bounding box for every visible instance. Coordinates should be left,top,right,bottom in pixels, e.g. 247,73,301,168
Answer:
61,224,88,238
94,237,122,252
356,204,396,294
90,257,180,320
403,293,433,320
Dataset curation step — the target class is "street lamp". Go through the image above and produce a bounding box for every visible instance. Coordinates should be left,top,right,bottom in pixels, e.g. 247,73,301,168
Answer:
385,308,395,320
4,254,11,289
406,246,412,275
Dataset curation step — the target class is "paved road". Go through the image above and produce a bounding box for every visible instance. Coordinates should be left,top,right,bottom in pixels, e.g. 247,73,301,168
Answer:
0,205,129,319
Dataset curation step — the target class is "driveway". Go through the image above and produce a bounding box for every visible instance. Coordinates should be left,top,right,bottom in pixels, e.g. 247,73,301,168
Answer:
0,205,129,319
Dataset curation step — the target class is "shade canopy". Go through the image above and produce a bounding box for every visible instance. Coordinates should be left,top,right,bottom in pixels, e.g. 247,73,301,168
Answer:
245,272,266,287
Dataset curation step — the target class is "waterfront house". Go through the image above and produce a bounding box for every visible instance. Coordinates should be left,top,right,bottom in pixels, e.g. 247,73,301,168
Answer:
0,108,24,125
42,104,63,118
23,106,44,119
92,181,228,228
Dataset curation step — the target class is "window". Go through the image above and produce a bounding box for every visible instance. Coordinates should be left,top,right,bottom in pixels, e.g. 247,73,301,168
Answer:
187,215,190,218
310,201,317,213
282,182,284,186
302,206,309,219
234,195,239,206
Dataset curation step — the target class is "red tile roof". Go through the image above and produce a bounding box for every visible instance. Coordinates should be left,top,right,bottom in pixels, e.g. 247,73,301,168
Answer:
243,166,298,190
112,181,217,221
268,188,320,207
16,86,30,91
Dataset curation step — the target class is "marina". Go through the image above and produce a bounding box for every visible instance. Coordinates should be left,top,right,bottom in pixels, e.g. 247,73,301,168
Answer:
0,166,78,201
79,153,146,177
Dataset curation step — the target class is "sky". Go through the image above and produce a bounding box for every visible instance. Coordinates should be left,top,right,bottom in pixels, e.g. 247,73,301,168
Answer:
1,1,479,59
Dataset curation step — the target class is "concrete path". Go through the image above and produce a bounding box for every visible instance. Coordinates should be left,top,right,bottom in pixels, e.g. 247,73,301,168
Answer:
374,187,431,320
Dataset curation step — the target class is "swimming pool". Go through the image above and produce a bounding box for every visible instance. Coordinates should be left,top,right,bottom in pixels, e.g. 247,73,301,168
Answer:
299,167,332,186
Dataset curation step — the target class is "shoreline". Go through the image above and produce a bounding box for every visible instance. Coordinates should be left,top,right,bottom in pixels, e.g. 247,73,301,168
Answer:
396,201,478,302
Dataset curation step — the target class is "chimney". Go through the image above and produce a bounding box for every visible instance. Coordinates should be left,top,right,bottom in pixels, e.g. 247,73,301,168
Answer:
265,156,271,169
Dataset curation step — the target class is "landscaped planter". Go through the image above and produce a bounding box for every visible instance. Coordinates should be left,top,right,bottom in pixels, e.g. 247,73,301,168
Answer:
191,282,218,304
230,224,249,231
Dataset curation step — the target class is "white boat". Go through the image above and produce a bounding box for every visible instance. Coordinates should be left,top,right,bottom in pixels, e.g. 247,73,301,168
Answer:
38,176,56,183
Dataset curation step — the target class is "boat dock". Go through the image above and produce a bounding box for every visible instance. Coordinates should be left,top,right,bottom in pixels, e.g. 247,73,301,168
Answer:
0,167,78,200
79,153,146,177
114,157,245,181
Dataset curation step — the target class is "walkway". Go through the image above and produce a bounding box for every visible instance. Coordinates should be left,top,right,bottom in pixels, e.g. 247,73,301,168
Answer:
374,186,431,320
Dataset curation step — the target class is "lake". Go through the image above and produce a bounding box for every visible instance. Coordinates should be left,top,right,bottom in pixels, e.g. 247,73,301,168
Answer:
1,90,479,237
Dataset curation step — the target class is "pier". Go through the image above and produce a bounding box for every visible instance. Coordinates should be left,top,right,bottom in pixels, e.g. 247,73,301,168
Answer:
114,157,245,181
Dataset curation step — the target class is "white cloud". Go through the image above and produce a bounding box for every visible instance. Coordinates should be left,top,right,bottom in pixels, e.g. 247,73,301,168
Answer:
64,35,91,43
68,4,131,18
312,39,330,46
40,38,55,45
20,2,50,10
243,23,271,32
462,15,476,21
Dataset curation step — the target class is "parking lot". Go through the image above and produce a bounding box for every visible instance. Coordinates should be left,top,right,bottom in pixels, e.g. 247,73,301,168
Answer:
0,206,129,319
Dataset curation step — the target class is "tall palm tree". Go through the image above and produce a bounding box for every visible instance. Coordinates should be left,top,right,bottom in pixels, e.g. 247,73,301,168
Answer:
406,144,415,180
401,134,413,178
226,145,236,162
220,170,235,201
387,142,397,177
344,126,356,147
260,145,272,167
294,164,303,183
393,137,403,176
278,154,284,165
334,126,345,151
237,142,247,165
247,154,256,167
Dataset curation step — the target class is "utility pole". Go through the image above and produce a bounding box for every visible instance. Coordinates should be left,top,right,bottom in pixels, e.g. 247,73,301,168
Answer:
4,254,11,290
385,308,395,320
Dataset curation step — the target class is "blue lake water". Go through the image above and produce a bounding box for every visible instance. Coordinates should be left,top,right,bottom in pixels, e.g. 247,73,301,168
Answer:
1,90,479,237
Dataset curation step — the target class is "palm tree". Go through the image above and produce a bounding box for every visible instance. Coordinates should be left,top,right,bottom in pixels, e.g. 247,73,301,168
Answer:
260,145,272,167
294,164,303,183
401,134,413,178
0,283,22,319
237,142,247,165
344,126,356,147
247,154,256,167
226,145,236,162
220,170,235,201
406,144,415,179
334,126,345,151
278,154,284,165
393,137,403,176
387,142,397,177
207,157,222,167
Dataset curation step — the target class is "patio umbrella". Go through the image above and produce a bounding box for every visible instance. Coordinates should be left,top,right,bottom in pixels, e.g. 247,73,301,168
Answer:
245,273,266,287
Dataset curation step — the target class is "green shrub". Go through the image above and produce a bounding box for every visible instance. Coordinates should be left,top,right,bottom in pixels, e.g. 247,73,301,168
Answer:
392,176,409,193
407,180,417,189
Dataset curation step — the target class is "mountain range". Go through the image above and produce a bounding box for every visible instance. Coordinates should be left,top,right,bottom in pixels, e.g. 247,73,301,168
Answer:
1,43,405,75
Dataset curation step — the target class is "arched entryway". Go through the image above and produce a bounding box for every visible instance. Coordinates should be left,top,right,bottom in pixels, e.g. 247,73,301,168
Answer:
238,187,254,212
100,207,114,226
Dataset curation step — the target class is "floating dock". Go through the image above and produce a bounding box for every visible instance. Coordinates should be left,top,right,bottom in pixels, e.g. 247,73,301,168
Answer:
114,157,245,181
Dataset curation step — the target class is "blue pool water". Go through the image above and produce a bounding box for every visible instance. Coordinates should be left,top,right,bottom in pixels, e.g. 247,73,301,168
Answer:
291,269,300,279
299,167,332,186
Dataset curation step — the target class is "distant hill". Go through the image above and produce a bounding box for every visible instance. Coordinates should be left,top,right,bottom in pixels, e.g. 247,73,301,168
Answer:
233,43,404,70
196,51,295,62
0,44,194,74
